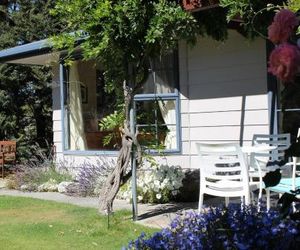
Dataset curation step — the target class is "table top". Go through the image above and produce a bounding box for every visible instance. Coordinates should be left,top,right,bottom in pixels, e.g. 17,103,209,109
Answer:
242,144,277,154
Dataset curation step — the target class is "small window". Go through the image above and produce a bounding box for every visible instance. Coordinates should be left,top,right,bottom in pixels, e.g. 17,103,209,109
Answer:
135,99,178,151
134,51,180,152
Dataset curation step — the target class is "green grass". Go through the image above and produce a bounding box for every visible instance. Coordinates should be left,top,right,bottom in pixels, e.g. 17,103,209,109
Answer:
0,196,158,250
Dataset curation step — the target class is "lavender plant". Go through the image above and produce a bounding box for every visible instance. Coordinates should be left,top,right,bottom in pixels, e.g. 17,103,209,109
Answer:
125,204,299,250
75,157,116,196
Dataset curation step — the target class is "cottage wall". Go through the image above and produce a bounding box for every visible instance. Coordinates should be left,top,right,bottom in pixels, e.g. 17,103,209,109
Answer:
52,30,270,171
166,30,269,169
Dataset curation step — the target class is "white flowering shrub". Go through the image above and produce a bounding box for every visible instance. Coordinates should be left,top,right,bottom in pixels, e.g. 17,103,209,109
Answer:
118,165,185,203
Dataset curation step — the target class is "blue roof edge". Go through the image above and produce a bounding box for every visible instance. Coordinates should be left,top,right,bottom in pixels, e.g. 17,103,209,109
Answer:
0,39,53,63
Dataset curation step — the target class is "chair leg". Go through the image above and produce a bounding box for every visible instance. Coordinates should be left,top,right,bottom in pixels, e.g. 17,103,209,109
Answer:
244,193,250,206
225,197,229,207
198,192,204,213
266,189,270,210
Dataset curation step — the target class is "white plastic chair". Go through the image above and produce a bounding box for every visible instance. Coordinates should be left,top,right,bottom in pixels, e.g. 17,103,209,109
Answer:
196,143,253,213
248,133,291,207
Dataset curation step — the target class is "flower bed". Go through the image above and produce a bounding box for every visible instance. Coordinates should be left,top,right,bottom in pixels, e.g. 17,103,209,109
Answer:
125,204,299,250
118,164,185,203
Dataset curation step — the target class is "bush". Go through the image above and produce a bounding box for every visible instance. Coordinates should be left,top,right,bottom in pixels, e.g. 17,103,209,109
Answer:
126,204,299,250
6,144,72,191
75,158,115,196
118,164,185,203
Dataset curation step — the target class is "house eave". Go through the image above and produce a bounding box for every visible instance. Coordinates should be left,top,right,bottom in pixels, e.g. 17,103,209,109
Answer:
0,39,53,65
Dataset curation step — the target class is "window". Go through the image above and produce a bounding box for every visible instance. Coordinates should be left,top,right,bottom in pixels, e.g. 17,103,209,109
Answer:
134,51,180,152
62,52,180,153
62,59,119,151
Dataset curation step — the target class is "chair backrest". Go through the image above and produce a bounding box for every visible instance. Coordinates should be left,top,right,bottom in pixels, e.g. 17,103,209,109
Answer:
252,134,290,163
0,141,16,161
196,143,249,193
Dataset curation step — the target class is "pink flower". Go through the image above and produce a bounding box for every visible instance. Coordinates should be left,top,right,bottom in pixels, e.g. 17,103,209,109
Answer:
268,9,299,44
268,43,300,82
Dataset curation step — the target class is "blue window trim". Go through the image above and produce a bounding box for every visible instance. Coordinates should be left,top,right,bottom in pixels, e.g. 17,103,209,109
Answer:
134,92,181,154
60,60,119,156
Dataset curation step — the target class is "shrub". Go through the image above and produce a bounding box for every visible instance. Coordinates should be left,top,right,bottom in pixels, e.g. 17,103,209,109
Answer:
118,164,185,203
126,204,299,250
75,158,115,196
6,144,72,190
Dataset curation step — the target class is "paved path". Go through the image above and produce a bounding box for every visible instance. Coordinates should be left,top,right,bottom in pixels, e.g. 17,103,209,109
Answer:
0,186,197,228
1,181,264,228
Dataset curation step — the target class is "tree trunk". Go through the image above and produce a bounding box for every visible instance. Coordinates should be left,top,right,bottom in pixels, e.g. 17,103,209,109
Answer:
98,80,141,214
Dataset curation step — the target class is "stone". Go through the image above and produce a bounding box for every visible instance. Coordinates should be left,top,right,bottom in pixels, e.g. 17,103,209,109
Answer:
65,181,81,196
58,181,74,193
20,183,38,192
37,181,58,192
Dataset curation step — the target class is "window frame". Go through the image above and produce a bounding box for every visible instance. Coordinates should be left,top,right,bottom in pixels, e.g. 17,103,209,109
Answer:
133,50,181,154
134,91,181,154
60,60,119,156
60,51,181,155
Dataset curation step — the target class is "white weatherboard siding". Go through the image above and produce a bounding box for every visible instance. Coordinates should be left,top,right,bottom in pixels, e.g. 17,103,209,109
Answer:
52,64,63,157
178,30,269,169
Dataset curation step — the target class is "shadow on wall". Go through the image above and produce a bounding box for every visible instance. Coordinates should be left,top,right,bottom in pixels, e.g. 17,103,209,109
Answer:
179,31,270,145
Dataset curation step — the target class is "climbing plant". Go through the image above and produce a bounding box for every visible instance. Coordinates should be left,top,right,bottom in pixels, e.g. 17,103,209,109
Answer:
51,0,200,213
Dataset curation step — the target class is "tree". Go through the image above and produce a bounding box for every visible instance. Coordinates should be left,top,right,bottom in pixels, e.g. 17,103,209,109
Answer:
51,0,202,213
0,0,66,159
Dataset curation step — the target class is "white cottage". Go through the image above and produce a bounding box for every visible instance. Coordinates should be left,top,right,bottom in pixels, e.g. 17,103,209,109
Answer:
0,29,277,172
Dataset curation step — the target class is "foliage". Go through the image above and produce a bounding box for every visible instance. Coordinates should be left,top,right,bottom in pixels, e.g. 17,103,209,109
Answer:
126,204,299,250
118,164,185,203
267,8,300,146
51,0,199,96
0,196,157,250
284,0,300,14
219,0,287,38
99,110,124,147
51,0,201,212
6,144,72,190
75,158,116,196
219,0,250,22
0,0,66,160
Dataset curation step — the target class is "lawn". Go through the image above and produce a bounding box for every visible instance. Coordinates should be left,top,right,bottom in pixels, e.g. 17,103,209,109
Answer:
0,196,158,250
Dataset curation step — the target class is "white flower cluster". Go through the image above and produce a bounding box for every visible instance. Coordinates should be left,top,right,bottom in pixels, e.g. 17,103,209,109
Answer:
118,164,185,203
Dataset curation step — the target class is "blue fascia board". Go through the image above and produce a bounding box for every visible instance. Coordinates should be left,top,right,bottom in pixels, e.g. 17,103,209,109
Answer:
0,39,53,63
0,35,87,63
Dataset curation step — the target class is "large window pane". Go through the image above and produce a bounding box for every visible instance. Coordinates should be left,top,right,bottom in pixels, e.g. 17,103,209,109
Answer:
137,52,177,94
63,60,119,151
136,99,178,150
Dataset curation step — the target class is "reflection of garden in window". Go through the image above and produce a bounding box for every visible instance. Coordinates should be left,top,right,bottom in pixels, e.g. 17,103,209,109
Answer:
63,60,118,151
136,99,177,150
